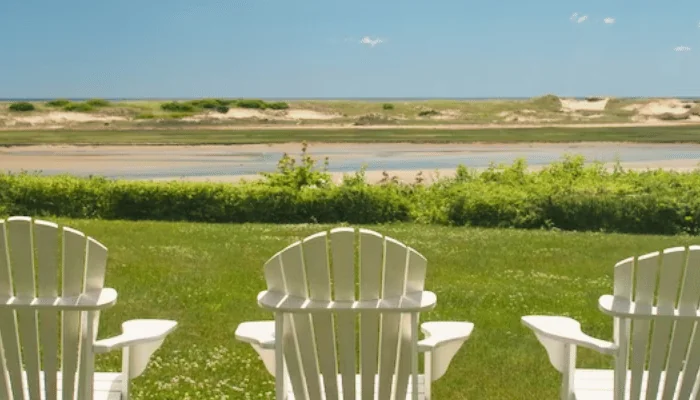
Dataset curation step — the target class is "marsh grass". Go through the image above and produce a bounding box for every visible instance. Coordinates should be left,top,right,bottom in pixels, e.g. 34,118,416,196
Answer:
38,219,698,399
2,125,700,145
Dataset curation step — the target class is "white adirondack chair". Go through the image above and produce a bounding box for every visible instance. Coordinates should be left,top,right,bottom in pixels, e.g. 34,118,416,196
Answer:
522,245,700,400
0,216,177,400
235,227,473,399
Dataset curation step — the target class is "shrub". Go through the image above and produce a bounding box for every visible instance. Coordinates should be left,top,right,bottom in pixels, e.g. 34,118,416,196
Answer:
8,102,35,112
188,99,220,109
235,99,267,109
354,113,396,126
418,109,440,117
658,113,689,121
216,105,229,114
160,102,195,112
45,99,71,107
382,103,395,110
530,94,562,111
86,98,111,107
267,101,289,110
585,97,604,102
63,103,94,112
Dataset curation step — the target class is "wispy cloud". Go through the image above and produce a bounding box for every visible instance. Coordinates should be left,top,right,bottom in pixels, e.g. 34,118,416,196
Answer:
570,13,588,23
674,46,691,52
603,17,615,24
360,36,383,47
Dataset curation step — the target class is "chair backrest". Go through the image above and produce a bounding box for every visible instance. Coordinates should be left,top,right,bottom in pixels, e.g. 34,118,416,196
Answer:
0,216,110,400
611,246,700,400
263,227,428,400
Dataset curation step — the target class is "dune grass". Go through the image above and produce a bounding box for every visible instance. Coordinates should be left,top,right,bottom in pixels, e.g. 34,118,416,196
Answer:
0,97,680,125
1,125,700,145
36,218,699,399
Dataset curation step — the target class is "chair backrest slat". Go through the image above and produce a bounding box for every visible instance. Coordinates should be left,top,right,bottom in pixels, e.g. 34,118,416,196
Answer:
35,220,60,400
282,242,322,400
304,232,339,399
613,256,634,400
627,252,659,400
330,228,358,400
613,246,700,400
645,248,685,398
62,227,87,400
377,237,409,400
394,249,428,400
359,230,384,400
674,248,700,399
9,217,44,400
264,228,428,400
0,220,27,399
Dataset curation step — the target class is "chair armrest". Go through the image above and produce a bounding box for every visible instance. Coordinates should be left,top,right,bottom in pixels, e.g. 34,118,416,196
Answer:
94,319,177,380
94,319,177,353
235,321,277,376
418,321,474,381
235,321,276,349
522,315,617,373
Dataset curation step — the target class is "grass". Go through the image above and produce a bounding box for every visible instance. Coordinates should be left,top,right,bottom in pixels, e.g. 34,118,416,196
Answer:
28,218,699,399
0,125,700,145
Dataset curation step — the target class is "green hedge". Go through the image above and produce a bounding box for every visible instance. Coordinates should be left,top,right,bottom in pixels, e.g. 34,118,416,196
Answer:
0,175,411,224
2,153,700,235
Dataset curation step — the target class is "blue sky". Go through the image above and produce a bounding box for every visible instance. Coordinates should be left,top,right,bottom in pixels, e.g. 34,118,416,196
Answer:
1,0,698,98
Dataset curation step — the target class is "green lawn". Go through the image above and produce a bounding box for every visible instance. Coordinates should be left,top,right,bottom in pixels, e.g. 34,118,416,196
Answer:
1,125,700,145
40,219,698,399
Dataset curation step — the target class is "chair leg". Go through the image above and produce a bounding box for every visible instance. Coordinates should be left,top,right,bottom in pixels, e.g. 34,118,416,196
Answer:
121,347,130,400
424,352,432,400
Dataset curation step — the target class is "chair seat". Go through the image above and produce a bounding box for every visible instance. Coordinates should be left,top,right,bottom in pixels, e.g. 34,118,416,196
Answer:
287,374,426,400
574,368,687,400
19,371,122,400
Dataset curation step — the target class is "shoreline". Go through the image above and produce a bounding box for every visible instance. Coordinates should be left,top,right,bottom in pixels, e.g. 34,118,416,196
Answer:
3,120,700,133
2,142,700,184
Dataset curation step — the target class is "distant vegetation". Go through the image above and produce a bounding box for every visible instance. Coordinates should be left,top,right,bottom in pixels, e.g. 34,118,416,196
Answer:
86,98,111,107
354,113,397,126
158,99,289,114
8,96,699,125
160,102,196,112
8,102,35,112
418,109,440,117
529,94,562,111
42,98,110,112
45,99,71,107
658,113,690,121
63,103,94,112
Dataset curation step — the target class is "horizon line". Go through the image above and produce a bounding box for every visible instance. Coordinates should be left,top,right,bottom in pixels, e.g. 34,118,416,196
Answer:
2,96,700,101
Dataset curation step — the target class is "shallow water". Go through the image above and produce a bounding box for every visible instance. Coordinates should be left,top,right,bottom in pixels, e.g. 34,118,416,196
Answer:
2,143,700,180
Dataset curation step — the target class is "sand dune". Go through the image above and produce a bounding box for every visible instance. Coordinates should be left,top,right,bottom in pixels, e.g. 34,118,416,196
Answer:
182,108,342,122
560,98,609,112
